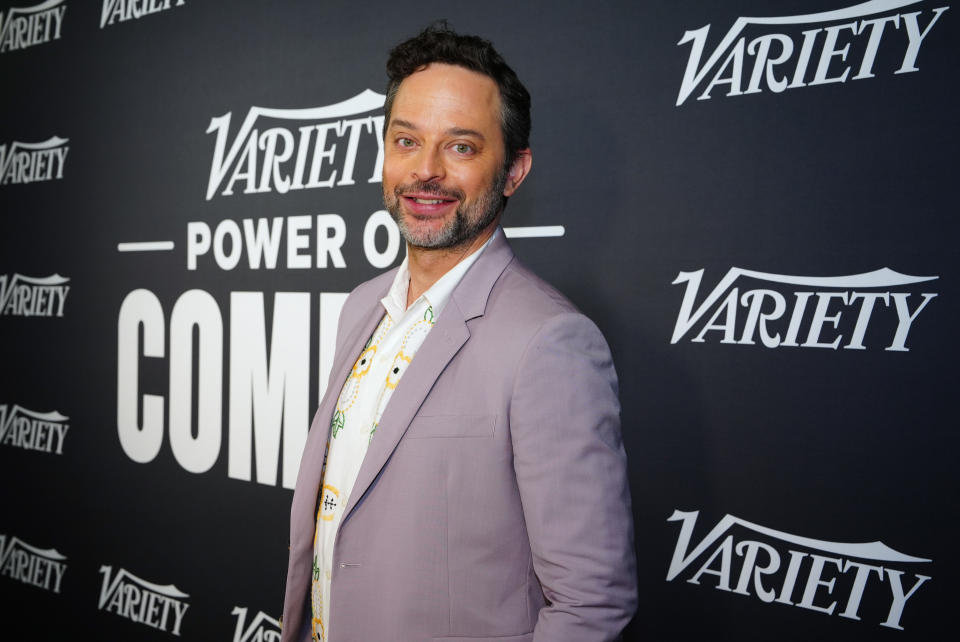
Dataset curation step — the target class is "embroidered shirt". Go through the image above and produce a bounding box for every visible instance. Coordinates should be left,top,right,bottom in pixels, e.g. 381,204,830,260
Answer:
310,229,499,641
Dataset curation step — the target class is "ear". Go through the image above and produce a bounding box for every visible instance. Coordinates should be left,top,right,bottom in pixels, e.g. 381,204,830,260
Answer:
503,149,532,197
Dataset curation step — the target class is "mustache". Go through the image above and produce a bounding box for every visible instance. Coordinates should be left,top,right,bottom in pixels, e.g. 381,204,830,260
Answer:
393,181,465,202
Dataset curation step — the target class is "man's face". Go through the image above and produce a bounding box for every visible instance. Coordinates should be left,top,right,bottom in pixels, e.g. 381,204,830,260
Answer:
383,63,514,250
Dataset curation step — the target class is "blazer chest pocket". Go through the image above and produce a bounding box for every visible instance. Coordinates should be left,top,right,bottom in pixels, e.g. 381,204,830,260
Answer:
405,414,495,439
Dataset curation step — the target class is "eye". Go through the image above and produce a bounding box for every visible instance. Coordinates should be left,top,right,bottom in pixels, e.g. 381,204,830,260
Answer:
396,137,416,148
452,143,474,155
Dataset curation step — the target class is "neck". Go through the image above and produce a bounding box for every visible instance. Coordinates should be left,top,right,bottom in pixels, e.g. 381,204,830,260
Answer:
405,223,497,308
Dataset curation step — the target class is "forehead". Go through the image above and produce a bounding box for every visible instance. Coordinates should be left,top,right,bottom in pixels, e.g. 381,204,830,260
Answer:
390,63,502,137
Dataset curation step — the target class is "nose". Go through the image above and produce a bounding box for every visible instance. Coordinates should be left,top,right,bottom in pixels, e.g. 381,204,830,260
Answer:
411,146,444,183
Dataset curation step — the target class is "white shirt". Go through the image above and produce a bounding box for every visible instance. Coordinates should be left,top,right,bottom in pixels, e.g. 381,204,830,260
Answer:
310,229,499,641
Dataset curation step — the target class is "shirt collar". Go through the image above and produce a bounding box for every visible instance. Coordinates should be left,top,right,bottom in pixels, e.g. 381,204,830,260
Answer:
381,227,501,321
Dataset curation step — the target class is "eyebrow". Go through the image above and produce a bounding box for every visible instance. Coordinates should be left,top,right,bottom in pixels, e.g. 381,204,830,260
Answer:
448,127,486,141
389,119,486,141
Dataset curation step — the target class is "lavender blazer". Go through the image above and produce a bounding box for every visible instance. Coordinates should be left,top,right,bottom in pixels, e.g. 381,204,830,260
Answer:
281,232,637,641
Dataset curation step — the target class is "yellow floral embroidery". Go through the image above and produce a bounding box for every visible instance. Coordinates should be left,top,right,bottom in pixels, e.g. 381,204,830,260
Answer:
319,484,340,522
351,345,376,379
385,352,413,390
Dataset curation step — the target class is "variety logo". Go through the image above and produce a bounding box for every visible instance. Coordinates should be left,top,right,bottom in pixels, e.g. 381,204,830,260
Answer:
670,267,937,351
232,606,281,642
667,510,931,630
676,0,949,105
98,566,190,636
206,89,385,200
0,273,70,317
100,0,185,29
0,535,67,593
0,405,70,455
0,136,69,185
0,0,66,53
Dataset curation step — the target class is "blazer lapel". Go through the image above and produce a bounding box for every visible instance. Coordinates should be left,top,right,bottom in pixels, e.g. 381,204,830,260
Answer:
314,288,388,444
340,302,469,523
341,231,516,522
289,281,390,541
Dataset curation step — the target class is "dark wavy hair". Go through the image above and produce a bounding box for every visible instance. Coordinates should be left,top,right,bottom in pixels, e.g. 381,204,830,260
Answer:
384,21,531,169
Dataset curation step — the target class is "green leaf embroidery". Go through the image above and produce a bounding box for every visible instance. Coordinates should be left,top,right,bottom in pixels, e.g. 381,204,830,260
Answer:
331,410,345,438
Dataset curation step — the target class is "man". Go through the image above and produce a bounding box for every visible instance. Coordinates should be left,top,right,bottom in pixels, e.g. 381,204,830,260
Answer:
282,23,637,642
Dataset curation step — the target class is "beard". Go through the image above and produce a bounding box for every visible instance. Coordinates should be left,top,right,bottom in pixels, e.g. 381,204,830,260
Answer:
384,165,508,250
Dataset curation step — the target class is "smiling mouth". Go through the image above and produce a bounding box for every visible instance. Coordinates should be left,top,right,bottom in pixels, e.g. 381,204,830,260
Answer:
409,197,454,205
395,181,465,209
398,192,461,216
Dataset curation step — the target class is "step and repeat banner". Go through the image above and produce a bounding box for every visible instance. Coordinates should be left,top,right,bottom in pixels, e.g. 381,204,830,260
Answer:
1,1,956,639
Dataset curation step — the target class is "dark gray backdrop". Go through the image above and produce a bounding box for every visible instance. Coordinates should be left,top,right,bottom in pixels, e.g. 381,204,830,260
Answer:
1,1,955,639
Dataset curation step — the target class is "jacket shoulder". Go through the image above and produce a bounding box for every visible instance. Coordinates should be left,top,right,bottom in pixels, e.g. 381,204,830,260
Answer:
487,258,584,327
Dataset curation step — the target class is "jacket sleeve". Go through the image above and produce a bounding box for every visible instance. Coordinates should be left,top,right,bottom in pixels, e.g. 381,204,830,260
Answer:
509,312,637,641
